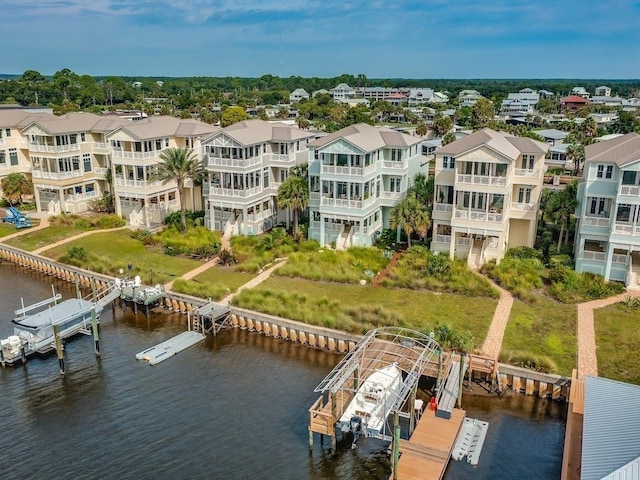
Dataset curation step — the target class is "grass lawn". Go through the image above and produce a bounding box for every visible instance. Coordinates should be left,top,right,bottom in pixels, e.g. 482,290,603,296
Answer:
43,229,201,284
232,276,498,346
0,220,41,238
5,224,91,251
594,304,640,385
172,266,256,301
501,297,577,376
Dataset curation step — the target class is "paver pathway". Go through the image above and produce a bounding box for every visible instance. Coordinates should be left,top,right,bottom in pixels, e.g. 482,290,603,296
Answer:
576,290,640,378
0,216,49,242
218,259,287,304
31,226,129,254
480,281,514,359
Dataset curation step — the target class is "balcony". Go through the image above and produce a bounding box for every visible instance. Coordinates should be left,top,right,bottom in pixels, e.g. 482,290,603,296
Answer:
620,185,640,196
32,169,83,180
433,203,453,213
613,223,639,235
115,178,165,189
582,251,606,262
112,150,159,160
514,168,540,178
582,216,610,227
310,192,321,202
320,196,375,209
270,153,295,163
453,208,504,223
511,202,535,211
29,143,81,154
246,210,273,223
321,164,375,176
207,155,261,168
456,174,507,186
65,191,99,202
92,142,110,151
383,160,407,170
381,191,402,201
210,186,262,198
434,234,452,244
310,220,342,231
94,167,109,175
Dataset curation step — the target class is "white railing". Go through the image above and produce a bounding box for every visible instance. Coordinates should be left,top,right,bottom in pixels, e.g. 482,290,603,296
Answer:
456,174,506,186
321,165,364,176
129,209,145,227
362,220,382,234
310,192,321,201
270,153,295,162
613,254,628,264
453,208,504,223
583,216,610,227
382,191,402,200
210,186,261,198
29,143,80,153
512,202,535,211
65,191,98,202
113,150,159,160
614,223,633,235
582,251,606,261
207,156,261,168
94,167,109,175
309,220,343,232
620,185,640,196
47,200,61,216
310,220,320,229
115,178,164,188
168,199,180,208
435,234,452,244
246,210,272,223
514,168,539,177
456,237,471,247
321,197,350,208
433,203,453,212
92,142,109,150
32,169,83,179
0,163,9,169
383,161,407,169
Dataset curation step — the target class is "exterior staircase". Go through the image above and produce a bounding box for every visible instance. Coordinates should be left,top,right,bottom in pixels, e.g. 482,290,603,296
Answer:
223,215,241,240
47,200,61,216
336,224,351,251
627,254,640,290
467,239,483,270
129,208,145,228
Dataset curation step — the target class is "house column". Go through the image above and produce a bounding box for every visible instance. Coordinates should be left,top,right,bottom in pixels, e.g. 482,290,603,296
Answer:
242,206,247,235
320,213,325,247
115,195,123,218
359,219,365,246
449,228,456,259
34,188,42,213
58,187,65,214
603,242,614,282
144,199,150,228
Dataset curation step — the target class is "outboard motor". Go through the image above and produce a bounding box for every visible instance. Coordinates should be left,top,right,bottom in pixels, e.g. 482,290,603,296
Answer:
350,415,362,449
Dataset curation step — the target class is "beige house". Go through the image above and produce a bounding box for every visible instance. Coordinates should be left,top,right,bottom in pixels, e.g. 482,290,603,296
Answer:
106,116,218,228
431,128,548,267
201,119,316,236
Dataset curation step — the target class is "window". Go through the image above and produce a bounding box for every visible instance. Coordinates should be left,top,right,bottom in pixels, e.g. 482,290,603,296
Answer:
597,164,614,179
606,165,613,179
72,156,80,171
263,167,269,188
442,156,455,169
5,128,11,137
390,177,401,192
83,153,92,172
279,170,288,182
622,171,637,185
9,148,17,166
0,151,5,164
80,132,85,142
521,154,534,170
314,149,318,160
589,197,607,216
518,187,532,204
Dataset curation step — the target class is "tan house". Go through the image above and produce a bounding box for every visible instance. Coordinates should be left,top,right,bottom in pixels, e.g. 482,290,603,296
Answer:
201,119,316,236
431,128,548,267
106,116,218,228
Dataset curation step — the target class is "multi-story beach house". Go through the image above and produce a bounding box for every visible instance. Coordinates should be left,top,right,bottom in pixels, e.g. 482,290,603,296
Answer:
201,119,316,236
307,123,424,249
431,128,548,267
106,116,218,228
574,133,640,286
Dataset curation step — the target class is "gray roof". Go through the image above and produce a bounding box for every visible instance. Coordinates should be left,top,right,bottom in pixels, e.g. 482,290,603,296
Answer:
108,116,218,140
203,119,313,146
437,128,548,159
584,132,640,167
582,376,640,480
0,110,54,128
309,123,422,152
534,128,569,140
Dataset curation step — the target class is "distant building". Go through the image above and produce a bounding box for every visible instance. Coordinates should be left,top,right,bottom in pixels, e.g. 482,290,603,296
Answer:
312,89,330,98
561,95,589,111
459,93,483,107
330,83,356,101
289,88,310,103
538,89,555,98
534,128,569,146
571,87,590,98
132,81,142,88
594,85,611,97
408,89,449,105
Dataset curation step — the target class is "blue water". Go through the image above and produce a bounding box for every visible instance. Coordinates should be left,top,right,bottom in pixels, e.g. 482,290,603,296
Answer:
0,262,566,479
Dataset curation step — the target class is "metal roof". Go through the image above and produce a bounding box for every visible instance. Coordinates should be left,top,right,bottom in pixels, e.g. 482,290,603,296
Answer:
582,375,640,480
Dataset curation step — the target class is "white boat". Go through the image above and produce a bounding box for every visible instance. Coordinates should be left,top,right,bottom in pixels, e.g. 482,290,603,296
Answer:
1,294,102,365
336,363,403,442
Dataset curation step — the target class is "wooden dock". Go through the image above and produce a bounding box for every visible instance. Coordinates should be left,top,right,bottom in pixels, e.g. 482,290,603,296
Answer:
394,407,466,480
136,331,205,365
561,370,584,480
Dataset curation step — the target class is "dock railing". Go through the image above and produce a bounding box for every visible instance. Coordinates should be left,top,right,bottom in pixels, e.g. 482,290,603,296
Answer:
309,396,335,436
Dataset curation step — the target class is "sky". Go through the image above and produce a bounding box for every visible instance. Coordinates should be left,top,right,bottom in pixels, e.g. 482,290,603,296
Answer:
2,0,640,79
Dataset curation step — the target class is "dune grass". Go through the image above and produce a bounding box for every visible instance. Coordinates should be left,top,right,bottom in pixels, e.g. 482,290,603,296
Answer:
500,297,577,376
231,276,497,345
43,229,201,284
171,267,256,301
594,304,640,385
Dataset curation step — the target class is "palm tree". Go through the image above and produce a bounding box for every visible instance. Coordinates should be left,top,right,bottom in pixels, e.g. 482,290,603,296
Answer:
277,176,309,235
567,143,585,176
409,173,434,208
545,180,578,252
390,196,431,247
156,147,204,232
1,173,33,205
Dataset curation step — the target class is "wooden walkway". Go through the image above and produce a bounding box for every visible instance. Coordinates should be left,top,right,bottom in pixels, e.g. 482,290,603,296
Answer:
394,408,466,480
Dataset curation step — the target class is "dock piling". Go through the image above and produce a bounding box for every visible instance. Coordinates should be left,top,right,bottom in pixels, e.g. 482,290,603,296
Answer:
53,324,65,375
392,411,400,480
90,278,100,356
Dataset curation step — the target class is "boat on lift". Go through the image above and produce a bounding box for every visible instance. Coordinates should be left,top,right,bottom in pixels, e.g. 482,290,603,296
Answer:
336,363,403,447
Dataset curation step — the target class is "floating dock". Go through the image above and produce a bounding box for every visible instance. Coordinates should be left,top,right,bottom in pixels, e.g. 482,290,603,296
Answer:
135,331,205,365
451,417,489,465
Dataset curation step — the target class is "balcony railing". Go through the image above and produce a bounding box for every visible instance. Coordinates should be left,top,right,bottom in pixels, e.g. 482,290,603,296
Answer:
434,234,452,244
29,143,80,153
453,208,504,223
207,156,261,168
614,223,634,235
613,254,628,264
433,203,453,212
382,160,407,170
65,191,99,202
321,164,375,176
512,202,535,211
270,153,295,163
320,196,376,209
582,251,606,261
381,191,402,201
456,174,506,186
246,210,273,223
93,142,109,151
620,185,640,196
112,150,159,160
310,221,342,231
210,186,261,198
115,178,165,188
514,168,539,177
310,192,321,201
456,237,471,247
94,167,109,175
362,220,382,234
582,216,610,227
32,169,83,180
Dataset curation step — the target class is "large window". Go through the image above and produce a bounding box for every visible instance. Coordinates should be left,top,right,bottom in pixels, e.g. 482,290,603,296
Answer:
518,187,532,204
83,153,92,172
9,148,18,166
597,164,614,179
622,171,637,185
589,197,608,216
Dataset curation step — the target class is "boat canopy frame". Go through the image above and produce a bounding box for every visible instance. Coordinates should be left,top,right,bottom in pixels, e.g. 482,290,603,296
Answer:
313,327,441,417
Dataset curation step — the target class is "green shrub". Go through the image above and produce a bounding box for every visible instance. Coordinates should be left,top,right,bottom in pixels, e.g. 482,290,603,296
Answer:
499,350,557,374
67,245,87,261
164,210,205,228
482,256,544,300
548,268,625,303
150,226,221,258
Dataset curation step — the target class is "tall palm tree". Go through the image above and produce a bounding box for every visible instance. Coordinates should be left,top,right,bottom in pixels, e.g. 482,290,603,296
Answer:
156,147,204,232
545,180,578,252
277,176,309,234
1,173,33,205
390,196,431,247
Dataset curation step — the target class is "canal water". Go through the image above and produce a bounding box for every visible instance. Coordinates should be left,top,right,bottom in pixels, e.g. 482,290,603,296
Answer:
0,262,566,479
